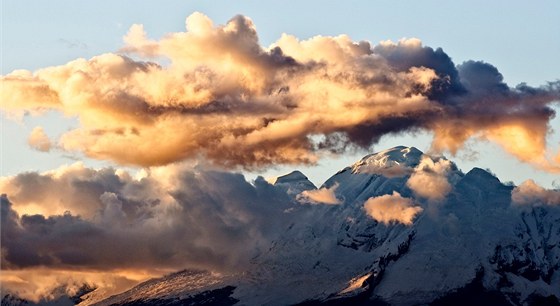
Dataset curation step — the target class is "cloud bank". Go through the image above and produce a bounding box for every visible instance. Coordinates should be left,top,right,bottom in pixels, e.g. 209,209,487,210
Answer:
0,164,296,274
363,191,423,225
2,13,559,170
0,162,310,300
1,269,139,303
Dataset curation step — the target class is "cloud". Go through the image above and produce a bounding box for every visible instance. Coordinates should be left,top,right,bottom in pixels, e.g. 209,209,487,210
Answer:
0,165,300,273
2,13,558,170
57,38,88,50
297,183,341,205
0,268,139,303
363,191,423,225
0,164,308,300
511,179,560,206
27,126,52,152
406,156,453,201
0,162,138,218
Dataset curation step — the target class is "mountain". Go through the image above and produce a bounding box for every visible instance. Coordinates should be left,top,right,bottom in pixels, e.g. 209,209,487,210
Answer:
29,146,560,306
270,170,317,196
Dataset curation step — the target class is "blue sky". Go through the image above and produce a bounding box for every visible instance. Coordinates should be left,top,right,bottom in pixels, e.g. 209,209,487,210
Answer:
2,0,560,187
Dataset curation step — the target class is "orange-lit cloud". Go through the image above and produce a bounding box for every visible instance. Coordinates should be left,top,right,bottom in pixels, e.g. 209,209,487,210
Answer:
407,156,453,201
3,13,558,170
27,126,52,152
363,191,423,225
297,183,341,205
0,268,146,303
511,179,560,206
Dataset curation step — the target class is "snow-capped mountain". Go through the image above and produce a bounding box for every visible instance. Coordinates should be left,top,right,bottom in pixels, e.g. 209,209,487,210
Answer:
37,146,560,305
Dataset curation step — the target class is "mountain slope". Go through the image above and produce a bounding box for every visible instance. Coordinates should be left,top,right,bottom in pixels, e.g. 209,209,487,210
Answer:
87,146,560,306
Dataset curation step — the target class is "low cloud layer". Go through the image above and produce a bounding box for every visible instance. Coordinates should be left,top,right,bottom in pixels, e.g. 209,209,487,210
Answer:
0,163,338,301
2,13,559,170
363,191,423,225
297,183,341,205
0,269,139,303
0,164,296,274
406,156,453,201
511,179,560,206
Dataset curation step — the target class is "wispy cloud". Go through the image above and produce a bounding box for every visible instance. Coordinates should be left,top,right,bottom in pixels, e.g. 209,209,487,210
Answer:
57,38,88,50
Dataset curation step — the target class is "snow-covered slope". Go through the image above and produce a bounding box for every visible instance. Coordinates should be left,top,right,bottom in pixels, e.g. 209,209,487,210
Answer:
86,146,560,306
86,270,236,306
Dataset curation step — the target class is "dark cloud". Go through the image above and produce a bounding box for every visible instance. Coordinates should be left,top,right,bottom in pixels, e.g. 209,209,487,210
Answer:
372,39,466,101
0,166,297,272
457,60,508,94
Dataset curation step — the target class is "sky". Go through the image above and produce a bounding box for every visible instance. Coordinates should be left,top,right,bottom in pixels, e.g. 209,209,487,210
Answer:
2,0,560,187
1,0,560,302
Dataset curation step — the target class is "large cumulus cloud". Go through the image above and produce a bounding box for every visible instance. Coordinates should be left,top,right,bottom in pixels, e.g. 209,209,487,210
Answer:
2,13,559,170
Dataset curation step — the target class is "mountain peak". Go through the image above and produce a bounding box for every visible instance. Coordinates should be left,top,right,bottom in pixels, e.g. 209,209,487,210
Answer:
272,170,309,185
351,146,423,175
270,170,317,195
464,167,496,179
458,167,504,190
